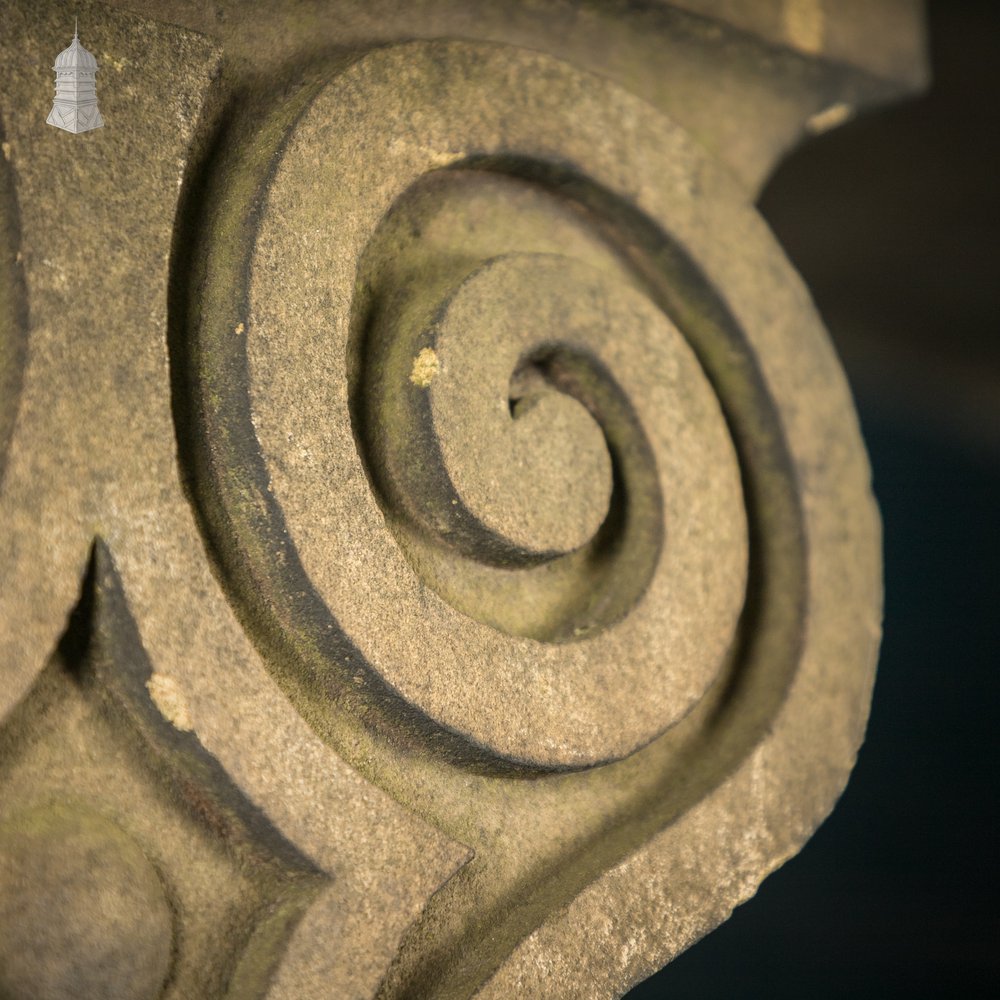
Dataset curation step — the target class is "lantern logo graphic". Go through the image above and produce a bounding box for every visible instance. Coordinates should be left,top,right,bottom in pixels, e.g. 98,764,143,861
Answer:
46,19,105,134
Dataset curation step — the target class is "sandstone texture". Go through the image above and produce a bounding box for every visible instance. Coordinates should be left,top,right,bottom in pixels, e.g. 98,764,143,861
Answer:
0,2,925,997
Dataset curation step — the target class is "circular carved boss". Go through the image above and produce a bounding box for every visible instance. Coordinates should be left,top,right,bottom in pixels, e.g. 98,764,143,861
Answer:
182,41,879,772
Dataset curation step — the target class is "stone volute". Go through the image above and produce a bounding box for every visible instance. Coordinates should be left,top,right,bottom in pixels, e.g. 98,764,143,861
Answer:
0,2,926,998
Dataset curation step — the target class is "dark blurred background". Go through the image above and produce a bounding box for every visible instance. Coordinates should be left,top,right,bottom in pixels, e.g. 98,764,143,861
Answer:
630,2,1000,997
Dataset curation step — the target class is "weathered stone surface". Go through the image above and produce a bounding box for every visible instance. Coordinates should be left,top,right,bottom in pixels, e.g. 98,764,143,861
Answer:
0,803,173,1000
0,2,925,998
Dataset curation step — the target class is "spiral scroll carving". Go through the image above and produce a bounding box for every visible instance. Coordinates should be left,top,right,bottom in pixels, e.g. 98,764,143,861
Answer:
178,38,874,780
169,38,885,993
0,3,897,994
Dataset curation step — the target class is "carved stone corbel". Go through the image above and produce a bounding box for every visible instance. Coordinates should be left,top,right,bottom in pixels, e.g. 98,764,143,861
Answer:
0,2,927,997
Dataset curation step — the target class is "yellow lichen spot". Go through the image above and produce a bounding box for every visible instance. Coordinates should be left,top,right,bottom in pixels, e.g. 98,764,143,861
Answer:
410,347,440,388
146,672,193,731
1,142,10,161
101,52,128,73
234,321,245,335
806,102,854,135
783,0,824,55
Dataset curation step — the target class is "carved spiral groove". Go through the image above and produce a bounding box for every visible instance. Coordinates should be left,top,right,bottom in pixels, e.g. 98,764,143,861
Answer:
178,39,867,775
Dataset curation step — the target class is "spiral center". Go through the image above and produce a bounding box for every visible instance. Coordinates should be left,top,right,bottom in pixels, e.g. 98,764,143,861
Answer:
427,257,614,559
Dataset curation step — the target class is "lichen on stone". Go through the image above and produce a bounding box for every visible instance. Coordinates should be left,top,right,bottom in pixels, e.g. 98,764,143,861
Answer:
409,347,440,387
146,672,193,731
